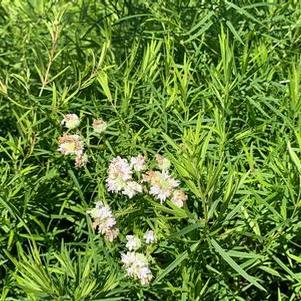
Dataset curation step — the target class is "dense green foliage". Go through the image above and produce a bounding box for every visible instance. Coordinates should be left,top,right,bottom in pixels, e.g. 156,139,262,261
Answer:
1,0,301,300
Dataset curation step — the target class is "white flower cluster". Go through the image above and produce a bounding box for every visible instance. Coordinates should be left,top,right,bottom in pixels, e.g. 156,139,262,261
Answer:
58,134,83,156
144,230,156,244
57,114,190,287
143,155,188,207
61,113,80,130
58,113,108,168
121,230,156,285
92,118,107,133
126,230,156,250
121,252,153,286
60,114,107,134
106,154,187,207
57,133,88,168
87,200,156,285
106,155,145,198
87,201,119,242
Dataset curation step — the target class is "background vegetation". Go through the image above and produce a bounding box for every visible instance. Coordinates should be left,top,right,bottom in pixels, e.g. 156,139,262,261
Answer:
1,0,301,300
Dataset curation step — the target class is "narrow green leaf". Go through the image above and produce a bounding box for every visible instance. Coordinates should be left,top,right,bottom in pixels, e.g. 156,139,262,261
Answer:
287,141,301,173
154,243,199,283
211,239,266,291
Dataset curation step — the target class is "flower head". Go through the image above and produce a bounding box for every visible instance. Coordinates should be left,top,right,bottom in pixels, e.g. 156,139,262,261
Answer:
121,251,153,285
171,189,187,207
126,235,142,251
138,266,153,285
130,155,146,172
104,228,120,242
144,230,156,244
88,202,119,241
75,152,88,168
106,156,132,193
122,181,143,198
58,134,83,156
93,118,107,133
61,114,80,129
155,154,171,171
143,170,179,203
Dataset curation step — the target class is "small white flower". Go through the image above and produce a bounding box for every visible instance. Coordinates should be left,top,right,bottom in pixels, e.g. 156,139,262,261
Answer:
88,202,119,241
104,228,119,242
137,266,153,285
171,189,187,207
106,156,132,193
144,230,156,244
144,170,179,203
121,251,137,267
58,134,83,156
126,235,142,251
155,154,171,171
121,251,153,285
106,177,127,193
122,181,143,198
88,204,112,219
75,152,88,168
93,118,107,133
130,155,146,172
61,114,80,129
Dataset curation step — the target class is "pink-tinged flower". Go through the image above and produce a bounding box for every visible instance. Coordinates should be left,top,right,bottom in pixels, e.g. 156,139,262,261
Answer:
61,114,80,129
142,170,156,183
88,202,119,241
155,154,171,171
121,251,153,285
144,230,156,244
138,266,153,286
75,153,88,168
122,181,143,198
143,170,180,203
171,189,187,207
106,177,127,193
126,235,142,251
106,156,132,193
58,134,83,155
105,228,120,242
130,155,146,172
92,118,107,133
